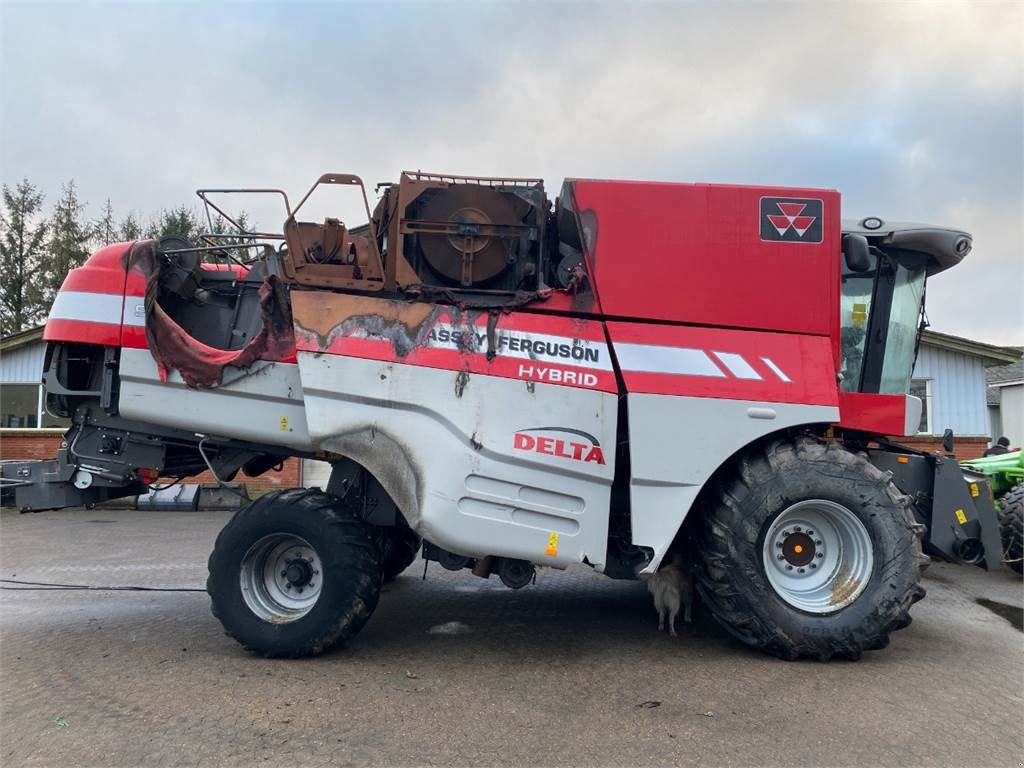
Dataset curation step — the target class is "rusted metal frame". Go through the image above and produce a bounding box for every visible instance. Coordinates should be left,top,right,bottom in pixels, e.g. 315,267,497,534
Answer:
159,241,267,270
287,174,385,291
398,220,535,238
195,188,292,234
406,170,543,186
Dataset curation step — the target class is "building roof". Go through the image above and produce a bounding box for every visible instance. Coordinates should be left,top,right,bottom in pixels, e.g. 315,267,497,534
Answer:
920,329,1022,366
986,358,1024,406
0,325,44,354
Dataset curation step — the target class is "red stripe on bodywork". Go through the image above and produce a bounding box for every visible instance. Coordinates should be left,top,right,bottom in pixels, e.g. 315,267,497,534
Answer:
120,324,148,349
60,268,127,294
43,318,122,346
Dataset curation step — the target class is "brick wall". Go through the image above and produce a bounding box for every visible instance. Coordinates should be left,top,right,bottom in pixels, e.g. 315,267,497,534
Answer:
0,429,66,460
889,435,991,461
0,429,302,496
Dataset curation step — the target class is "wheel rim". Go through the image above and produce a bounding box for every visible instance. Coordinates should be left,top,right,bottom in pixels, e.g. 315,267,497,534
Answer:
761,499,874,614
240,534,323,623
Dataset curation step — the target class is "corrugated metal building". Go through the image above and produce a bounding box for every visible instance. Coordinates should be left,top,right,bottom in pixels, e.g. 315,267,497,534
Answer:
0,327,55,427
909,330,1021,439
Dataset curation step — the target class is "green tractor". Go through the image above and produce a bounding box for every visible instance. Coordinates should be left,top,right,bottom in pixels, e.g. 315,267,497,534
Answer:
963,450,1023,575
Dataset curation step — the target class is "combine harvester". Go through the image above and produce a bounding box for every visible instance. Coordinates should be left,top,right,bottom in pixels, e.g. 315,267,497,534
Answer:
1,171,1008,659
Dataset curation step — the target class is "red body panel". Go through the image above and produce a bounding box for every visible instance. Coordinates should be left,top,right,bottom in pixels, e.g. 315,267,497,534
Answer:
569,180,841,353
836,392,911,436
43,242,131,347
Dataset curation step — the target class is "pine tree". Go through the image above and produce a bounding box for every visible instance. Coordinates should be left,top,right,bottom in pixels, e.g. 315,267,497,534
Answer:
151,206,201,242
92,198,117,247
0,179,49,335
41,180,91,310
119,211,142,241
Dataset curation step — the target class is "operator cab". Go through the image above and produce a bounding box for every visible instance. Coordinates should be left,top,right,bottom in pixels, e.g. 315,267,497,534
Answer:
839,219,972,394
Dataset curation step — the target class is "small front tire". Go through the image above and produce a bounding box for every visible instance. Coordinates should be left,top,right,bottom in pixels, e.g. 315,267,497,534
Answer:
207,488,382,657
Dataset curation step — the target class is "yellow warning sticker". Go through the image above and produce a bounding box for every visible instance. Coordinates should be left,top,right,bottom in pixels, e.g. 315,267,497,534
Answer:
279,416,289,432
544,532,559,557
851,303,868,328
954,508,968,525
969,483,979,498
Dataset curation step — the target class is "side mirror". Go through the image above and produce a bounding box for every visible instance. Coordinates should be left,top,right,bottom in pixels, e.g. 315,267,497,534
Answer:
842,234,871,273
942,429,954,453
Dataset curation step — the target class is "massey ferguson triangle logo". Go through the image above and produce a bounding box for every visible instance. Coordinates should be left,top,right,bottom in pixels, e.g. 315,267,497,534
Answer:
760,197,823,243
513,427,606,465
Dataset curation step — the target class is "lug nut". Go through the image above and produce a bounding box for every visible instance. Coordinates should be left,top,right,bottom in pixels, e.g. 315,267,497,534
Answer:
281,570,287,577
794,526,802,533
785,565,793,571
297,587,303,594
806,530,814,536
776,542,783,549
816,552,824,559
810,563,817,569
798,568,805,574
285,584,292,590
815,539,822,546
777,554,785,560
782,530,791,537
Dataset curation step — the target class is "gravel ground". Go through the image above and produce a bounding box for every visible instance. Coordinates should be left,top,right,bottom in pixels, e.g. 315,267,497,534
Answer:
1,507,1022,767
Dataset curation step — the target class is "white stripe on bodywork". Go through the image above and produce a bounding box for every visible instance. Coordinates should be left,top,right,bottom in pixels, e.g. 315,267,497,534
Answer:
48,291,124,326
711,351,762,380
614,343,726,378
760,356,791,382
121,295,146,327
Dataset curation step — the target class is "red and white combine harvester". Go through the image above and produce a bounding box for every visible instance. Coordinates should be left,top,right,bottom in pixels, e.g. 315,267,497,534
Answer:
1,172,1004,660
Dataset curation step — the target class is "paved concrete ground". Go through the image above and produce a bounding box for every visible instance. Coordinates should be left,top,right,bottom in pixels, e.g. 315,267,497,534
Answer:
1,508,1022,767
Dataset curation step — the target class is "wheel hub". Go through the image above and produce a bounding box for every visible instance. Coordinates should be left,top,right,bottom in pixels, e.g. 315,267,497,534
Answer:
240,534,323,623
781,531,816,567
285,559,314,588
762,500,874,614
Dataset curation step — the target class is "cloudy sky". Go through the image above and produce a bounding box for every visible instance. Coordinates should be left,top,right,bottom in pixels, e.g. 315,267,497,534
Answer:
2,1,1021,343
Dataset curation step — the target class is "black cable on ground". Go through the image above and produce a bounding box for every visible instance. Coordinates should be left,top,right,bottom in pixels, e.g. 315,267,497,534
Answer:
0,578,205,593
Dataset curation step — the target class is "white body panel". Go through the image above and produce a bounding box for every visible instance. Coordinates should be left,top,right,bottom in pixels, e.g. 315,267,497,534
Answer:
118,349,313,450
296,352,618,570
627,395,840,574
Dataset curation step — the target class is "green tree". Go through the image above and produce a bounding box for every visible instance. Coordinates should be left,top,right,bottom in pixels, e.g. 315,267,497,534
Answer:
41,180,91,310
92,197,117,247
119,211,142,241
0,179,49,335
148,205,202,242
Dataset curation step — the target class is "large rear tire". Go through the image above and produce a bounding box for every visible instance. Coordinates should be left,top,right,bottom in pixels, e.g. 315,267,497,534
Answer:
998,482,1023,576
207,488,382,657
697,437,927,661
